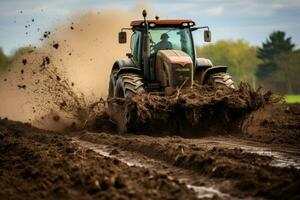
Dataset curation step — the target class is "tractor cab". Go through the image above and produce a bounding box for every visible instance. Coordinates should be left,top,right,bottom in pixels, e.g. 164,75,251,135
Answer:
118,12,211,93
130,19,196,66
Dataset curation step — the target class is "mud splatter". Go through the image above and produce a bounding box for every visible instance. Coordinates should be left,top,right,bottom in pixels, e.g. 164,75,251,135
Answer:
22,59,27,65
52,43,59,49
108,82,272,134
43,31,51,38
17,85,26,89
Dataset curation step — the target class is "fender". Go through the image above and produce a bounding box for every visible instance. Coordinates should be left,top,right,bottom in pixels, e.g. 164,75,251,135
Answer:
195,58,213,69
111,59,141,80
194,58,213,81
109,59,141,98
201,66,227,84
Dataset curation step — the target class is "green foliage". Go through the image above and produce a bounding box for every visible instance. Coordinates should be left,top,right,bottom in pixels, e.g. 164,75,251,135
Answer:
269,50,300,94
256,31,295,79
284,95,300,103
197,40,260,86
255,31,299,94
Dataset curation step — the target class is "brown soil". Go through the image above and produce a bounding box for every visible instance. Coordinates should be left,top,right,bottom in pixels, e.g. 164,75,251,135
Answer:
242,103,300,146
0,119,197,200
78,132,300,199
0,102,299,199
2,9,299,200
107,82,272,135
1,63,299,199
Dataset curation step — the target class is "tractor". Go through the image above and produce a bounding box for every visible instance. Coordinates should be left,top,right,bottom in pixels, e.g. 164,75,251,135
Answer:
108,10,235,132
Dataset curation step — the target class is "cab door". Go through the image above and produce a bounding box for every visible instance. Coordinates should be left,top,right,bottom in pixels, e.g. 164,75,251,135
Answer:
131,31,142,67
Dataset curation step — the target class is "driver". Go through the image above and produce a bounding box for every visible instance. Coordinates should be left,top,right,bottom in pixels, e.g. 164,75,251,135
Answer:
154,33,173,52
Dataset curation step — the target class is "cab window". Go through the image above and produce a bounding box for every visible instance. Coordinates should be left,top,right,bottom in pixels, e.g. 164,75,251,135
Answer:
149,28,194,60
131,31,142,66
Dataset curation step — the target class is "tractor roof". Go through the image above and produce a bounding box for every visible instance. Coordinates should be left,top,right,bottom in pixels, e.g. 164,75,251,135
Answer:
130,19,195,28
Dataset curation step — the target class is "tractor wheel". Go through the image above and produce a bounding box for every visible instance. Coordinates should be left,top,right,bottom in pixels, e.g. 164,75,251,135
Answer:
114,73,145,133
108,72,116,98
208,72,235,89
115,74,145,98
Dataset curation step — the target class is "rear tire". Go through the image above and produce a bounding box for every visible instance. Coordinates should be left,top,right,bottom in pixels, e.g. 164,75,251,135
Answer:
208,72,235,89
114,73,145,133
108,72,116,98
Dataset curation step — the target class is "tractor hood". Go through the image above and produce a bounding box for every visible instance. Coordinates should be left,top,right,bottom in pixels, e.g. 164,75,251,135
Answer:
157,50,193,66
155,50,193,93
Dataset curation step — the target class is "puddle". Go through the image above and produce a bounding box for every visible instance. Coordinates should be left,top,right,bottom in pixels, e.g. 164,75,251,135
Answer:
72,138,234,199
240,146,300,169
187,185,232,199
197,138,300,169
72,138,145,167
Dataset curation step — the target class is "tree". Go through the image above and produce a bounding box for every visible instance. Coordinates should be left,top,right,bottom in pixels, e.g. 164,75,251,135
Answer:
256,31,295,80
197,40,260,87
270,50,300,94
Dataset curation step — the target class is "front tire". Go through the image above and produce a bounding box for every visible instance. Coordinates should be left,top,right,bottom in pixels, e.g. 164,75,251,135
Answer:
113,73,145,133
208,72,235,89
115,74,145,98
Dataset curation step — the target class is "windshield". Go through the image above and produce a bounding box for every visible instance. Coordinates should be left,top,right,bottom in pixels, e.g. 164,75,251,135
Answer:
149,27,194,59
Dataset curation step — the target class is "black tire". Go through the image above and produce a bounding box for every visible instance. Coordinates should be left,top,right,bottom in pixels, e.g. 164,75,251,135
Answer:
108,72,115,98
114,73,145,133
115,74,145,98
208,72,235,89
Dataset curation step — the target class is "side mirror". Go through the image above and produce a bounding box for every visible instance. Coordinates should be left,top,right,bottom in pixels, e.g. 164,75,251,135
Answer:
119,32,127,44
204,30,211,42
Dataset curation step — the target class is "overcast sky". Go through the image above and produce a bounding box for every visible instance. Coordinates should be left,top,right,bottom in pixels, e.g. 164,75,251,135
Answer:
1,0,300,55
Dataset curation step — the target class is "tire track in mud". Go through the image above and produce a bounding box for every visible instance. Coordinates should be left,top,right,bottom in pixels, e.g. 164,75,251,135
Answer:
72,138,234,200
190,136,300,169
75,132,300,199
0,119,200,200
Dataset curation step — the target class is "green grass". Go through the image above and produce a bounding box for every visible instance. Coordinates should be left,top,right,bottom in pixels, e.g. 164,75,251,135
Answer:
284,95,300,103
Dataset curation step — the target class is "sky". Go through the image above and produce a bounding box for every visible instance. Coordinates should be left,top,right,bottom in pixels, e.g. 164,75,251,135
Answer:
0,0,300,55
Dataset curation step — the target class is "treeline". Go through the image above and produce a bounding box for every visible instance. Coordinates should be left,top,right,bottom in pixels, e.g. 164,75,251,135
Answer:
1,31,299,94
197,31,300,94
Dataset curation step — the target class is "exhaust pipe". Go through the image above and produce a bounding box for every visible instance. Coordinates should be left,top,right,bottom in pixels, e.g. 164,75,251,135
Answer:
142,9,151,82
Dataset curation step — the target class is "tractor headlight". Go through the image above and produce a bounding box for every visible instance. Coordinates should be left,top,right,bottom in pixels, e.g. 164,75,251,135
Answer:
149,23,156,27
182,22,188,27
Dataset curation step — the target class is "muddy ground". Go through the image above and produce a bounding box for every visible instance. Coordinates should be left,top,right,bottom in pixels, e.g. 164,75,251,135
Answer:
1,9,299,200
1,102,300,200
0,119,198,200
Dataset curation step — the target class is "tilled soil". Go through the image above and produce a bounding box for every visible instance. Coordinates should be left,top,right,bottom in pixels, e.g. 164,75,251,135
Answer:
77,132,300,200
0,103,299,199
242,103,300,146
0,119,198,200
107,82,272,135
2,11,299,200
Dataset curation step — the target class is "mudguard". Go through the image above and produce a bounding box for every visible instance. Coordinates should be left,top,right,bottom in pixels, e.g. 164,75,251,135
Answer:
194,58,214,82
201,66,227,84
195,58,213,68
111,59,141,80
109,59,141,97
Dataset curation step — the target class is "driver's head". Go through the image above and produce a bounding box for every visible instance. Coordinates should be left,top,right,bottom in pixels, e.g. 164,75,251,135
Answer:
160,33,169,42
